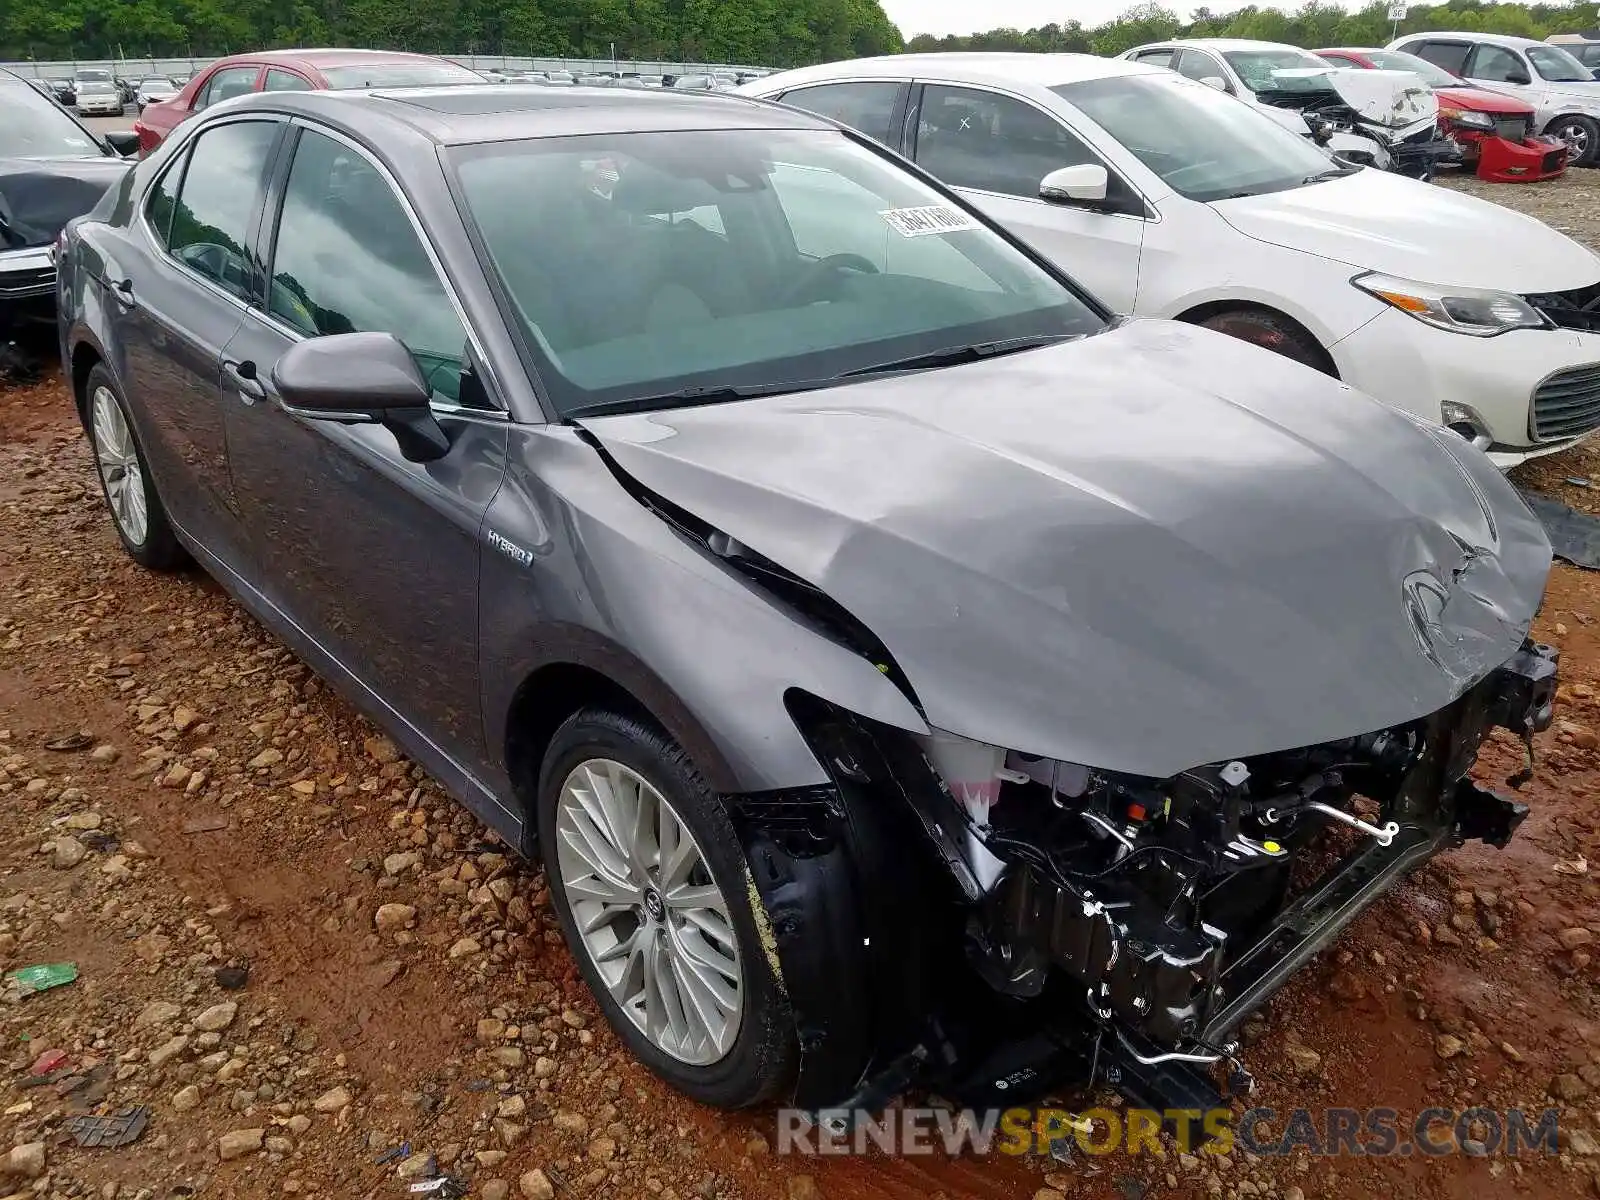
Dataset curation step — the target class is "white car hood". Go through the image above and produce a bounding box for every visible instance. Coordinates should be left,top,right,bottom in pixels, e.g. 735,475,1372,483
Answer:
1271,67,1438,127
1214,168,1600,292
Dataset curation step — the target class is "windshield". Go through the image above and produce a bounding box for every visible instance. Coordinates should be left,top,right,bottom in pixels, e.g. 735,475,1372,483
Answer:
1223,48,1334,93
1359,49,1461,88
1527,45,1593,82
1054,74,1344,202
77,81,116,94
76,69,111,82
321,62,481,89
139,77,176,91
452,128,1102,417
0,84,103,158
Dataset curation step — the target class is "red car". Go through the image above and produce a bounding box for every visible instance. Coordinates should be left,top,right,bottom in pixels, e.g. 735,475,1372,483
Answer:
132,49,482,155
1315,47,1566,182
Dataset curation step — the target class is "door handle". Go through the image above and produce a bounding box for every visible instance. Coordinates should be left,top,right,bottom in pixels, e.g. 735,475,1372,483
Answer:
107,277,135,309
222,358,265,404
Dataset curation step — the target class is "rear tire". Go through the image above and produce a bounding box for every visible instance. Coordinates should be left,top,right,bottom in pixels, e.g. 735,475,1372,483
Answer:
1547,115,1599,167
84,364,187,571
536,707,797,1108
1193,306,1330,374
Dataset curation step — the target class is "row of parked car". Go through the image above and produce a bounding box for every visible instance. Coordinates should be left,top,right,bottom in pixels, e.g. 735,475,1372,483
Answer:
25,68,185,116
17,51,1571,1132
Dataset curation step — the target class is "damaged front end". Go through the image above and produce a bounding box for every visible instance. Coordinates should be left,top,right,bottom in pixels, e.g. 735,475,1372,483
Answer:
739,640,1556,1120
1259,68,1458,178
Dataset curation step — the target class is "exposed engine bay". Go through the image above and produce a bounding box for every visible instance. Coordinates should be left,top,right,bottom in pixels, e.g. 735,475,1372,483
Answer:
1257,67,1458,178
738,638,1556,1121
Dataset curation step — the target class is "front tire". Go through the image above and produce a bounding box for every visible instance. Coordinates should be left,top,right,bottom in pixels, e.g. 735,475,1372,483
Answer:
84,365,187,570
1194,306,1330,374
1548,115,1600,167
536,707,796,1108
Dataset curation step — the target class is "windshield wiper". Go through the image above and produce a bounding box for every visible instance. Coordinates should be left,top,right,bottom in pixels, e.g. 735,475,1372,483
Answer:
565,378,841,420
1303,165,1359,184
841,332,1076,378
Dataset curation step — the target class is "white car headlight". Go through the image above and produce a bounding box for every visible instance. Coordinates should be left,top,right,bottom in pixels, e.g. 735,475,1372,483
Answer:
1353,271,1547,337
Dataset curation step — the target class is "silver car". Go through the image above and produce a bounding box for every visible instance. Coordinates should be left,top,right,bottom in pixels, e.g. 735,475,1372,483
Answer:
73,79,123,116
1392,31,1600,163
57,84,1557,1118
135,76,180,111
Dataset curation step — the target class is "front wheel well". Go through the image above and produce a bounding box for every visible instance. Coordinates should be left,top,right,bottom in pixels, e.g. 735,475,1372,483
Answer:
1174,301,1339,379
70,341,103,423
503,663,658,830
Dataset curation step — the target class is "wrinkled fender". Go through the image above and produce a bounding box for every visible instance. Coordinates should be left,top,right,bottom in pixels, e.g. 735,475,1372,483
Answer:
477,423,930,799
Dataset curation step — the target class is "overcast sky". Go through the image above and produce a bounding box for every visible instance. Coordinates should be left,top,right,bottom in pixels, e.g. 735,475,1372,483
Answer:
883,0,1244,37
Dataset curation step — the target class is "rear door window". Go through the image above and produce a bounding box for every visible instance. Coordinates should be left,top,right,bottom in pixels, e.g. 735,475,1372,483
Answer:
778,81,902,145
164,120,280,300
1131,49,1175,68
1405,40,1472,75
195,66,260,110
263,70,313,92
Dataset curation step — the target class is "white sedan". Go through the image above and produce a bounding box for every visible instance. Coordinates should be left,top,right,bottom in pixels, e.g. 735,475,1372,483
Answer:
740,53,1600,467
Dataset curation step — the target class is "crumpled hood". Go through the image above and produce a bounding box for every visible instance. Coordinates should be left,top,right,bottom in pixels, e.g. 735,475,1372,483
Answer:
1214,168,1600,292
1434,84,1533,114
1270,67,1438,127
0,156,128,248
580,320,1551,779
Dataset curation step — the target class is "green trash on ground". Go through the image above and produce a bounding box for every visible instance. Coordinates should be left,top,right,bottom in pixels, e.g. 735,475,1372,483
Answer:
6,962,79,997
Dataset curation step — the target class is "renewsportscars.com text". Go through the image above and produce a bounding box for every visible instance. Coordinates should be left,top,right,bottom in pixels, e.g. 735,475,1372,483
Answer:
776,1106,1560,1158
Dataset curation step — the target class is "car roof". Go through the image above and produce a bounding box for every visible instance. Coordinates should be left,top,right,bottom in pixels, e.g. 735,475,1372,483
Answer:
752,52,1163,91
211,47,456,69
223,85,833,145
1142,38,1315,53
1398,31,1544,49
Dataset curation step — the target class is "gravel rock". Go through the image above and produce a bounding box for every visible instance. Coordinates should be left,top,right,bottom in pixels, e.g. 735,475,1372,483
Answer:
1552,1073,1591,1101
1557,927,1595,951
448,936,482,959
396,1154,435,1179
148,1034,189,1067
171,1084,201,1111
193,1000,238,1031
519,1168,555,1200
2,1142,46,1180
1436,1034,1467,1060
374,903,416,932
136,999,182,1028
312,1085,352,1112
50,835,87,868
1283,1042,1321,1076
218,1128,265,1160
787,1177,822,1200
482,1183,510,1200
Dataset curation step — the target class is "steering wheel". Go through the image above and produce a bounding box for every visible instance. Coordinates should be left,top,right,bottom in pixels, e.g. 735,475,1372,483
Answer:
777,252,879,307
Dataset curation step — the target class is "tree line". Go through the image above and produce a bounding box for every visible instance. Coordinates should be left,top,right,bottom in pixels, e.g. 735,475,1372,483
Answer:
906,0,1598,58
0,0,1593,68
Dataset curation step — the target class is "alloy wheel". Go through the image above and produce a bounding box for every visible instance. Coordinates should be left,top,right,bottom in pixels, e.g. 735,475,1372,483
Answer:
91,386,148,546
1557,121,1591,159
553,758,743,1065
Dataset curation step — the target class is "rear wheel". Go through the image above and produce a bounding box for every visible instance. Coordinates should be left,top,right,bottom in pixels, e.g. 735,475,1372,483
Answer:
85,365,186,570
1548,115,1599,167
536,707,796,1108
1192,306,1330,374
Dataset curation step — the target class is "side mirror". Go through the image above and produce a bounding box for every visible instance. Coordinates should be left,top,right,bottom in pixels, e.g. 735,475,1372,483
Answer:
1040,163,1109,205
104,130,140,156
271,331,451,462
1591,68,1600,81
1199,75,1229,91
1506,68,1531,86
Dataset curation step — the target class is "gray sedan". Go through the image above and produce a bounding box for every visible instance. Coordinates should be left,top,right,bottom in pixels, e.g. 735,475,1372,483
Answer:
56,85,1556,1117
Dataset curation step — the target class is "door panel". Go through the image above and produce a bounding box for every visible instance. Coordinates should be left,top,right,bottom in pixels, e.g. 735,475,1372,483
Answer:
221,126,507,776
910,83,1144,313
111,119,280,564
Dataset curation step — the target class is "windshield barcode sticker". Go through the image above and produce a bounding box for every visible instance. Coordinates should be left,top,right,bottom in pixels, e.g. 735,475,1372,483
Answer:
879,205,980,238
